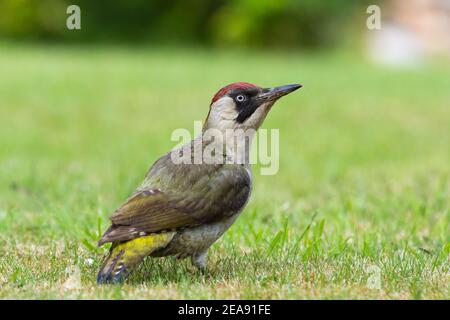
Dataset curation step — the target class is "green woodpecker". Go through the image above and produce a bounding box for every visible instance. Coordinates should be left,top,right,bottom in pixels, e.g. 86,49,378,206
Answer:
97,82,302,284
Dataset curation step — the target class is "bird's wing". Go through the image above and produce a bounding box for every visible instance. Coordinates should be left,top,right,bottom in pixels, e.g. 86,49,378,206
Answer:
98,164,250,245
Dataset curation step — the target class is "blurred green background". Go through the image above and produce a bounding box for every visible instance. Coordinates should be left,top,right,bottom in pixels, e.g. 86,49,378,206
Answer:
0,0,365,47
0,0,449,299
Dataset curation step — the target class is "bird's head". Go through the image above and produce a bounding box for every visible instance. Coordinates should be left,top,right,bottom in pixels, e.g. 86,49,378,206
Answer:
204,82,302,131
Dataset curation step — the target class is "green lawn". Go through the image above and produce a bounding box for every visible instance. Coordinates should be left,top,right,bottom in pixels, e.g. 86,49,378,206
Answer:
0,44,449,299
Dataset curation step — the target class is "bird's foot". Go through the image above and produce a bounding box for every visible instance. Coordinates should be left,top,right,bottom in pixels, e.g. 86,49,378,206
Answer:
191,251,208,274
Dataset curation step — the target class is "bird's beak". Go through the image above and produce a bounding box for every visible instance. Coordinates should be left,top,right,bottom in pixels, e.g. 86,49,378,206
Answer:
256,84,303,102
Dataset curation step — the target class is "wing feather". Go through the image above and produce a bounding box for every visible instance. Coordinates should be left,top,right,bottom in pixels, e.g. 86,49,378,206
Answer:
99,163,251,245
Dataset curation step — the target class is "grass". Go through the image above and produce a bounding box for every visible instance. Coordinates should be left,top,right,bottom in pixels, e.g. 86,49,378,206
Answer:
0,44,449,299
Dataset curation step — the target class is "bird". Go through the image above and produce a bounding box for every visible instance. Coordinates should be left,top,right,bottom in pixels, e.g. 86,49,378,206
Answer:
96,82,302,284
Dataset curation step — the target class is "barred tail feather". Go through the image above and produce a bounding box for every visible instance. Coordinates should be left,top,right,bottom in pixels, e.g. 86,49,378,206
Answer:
97,232,175,284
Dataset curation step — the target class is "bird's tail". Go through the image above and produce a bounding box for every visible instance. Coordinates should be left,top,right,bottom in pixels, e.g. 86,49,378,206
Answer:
97,232,175,284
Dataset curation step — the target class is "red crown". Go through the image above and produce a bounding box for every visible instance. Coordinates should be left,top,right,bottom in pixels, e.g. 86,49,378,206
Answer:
211,82,260,104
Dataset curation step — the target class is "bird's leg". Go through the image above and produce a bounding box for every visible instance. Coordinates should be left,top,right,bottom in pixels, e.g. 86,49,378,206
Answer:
191,251,208,272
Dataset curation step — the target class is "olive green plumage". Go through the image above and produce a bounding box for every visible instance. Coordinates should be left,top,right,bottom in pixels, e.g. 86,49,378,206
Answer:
96,82,301,284
98,150,251,245
97,139,251,284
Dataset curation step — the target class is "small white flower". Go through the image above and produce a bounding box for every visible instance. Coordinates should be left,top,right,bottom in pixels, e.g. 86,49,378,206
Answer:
84,258,94,266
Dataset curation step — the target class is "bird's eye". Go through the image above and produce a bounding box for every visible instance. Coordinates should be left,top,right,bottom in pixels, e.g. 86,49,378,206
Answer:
236,94,246,102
